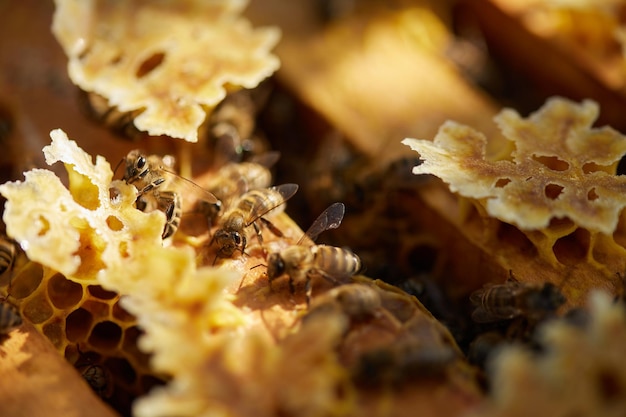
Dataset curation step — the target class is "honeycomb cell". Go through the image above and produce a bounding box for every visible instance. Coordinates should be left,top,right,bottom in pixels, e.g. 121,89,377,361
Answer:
104,356,137,387
544,184,564,200
68,170,100,210
553,228,590,265
42,320,66,350
494,178,511,188
582,162,605,174
118,241,130,258
10,262,43,300
66,308,94,342
89,321,123,351
88,285,118,300
22,292,54,324
36,214,50,236
106,215,124,231
136,52,165,78
587,188,599,201
112,300,135,322
48,273,83,309
81,299,112,321
532,155,569,171
496,222,537,257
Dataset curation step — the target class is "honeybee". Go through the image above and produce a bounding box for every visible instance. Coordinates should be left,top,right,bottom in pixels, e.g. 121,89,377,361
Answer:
266,202,362,303
120,150,220,239
78,90,142,140
80,363,114,398
0,236,16,276
470,276,566,323
303,283,382,328
200,151,280,227
353,342,457,386
210,183,299,259
207,87,271,165
75,348,114,398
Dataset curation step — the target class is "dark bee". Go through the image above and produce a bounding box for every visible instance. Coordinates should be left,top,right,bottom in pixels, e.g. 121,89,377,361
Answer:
78,90,143,140
74,348,115,399
303,283,382,328
80,363,114,398
266,202,361,303
120,150,219,239
211,183,298,259
353,342,457,387
470,277,566,323
208,87,271,165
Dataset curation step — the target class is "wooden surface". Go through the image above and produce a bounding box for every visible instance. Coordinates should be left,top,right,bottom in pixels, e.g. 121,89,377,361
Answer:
0,321,119,417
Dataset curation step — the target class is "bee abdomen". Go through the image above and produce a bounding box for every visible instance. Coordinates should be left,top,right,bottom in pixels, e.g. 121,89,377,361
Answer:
157,190,182,239
237,189,284,216
313,245,361,280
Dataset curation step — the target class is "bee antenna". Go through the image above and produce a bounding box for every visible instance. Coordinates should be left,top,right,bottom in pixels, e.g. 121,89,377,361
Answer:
250,263,266,270
113,157,126,177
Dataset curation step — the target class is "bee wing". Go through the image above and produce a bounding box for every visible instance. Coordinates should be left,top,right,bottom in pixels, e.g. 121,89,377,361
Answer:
471,306,519,323
212,133,242,166
249,151,281,168
245,183,299,225
161,168,219,205
297,202,345,245
469,289,485,307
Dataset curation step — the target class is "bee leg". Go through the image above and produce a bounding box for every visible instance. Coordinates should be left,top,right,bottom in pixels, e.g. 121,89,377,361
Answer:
238,235,249,257
259,217,284,237
161,201,176,239
251,222,267,257
137,177,165,197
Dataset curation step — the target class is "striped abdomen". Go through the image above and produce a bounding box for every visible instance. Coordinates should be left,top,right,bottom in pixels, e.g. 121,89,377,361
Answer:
312,245,361,283
0,238,15,275
238,188,288,224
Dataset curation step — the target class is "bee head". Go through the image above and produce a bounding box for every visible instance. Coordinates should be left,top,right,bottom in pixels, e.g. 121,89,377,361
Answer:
213,229,245,258
266,253,284,280
124,150,148,183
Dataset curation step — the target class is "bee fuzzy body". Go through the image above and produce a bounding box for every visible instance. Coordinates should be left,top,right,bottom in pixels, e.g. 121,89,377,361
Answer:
470,280,566,323
212,184,298,259
122,150,218,239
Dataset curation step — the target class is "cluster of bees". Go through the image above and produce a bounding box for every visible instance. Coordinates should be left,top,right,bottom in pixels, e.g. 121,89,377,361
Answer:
0,86,610,401
119,147,362,304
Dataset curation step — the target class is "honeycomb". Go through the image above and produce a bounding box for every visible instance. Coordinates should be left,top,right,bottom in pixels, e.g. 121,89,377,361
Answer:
0,130,481,417
0,256,159,414
402,97,626,306
51,0,281,142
